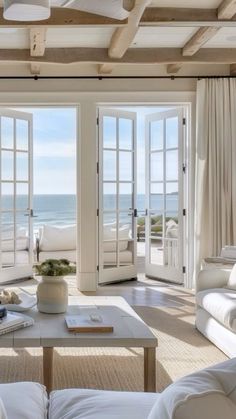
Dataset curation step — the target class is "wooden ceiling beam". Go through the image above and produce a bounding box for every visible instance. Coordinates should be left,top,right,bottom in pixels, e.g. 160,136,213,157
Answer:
0,7,236,27
182,27,220,56
108,0,151,59
230,63,236,74
181,1,236,59
30,63,41,74
98,64,114,74
141,7,236,26
0,47,235,64
166,64,182,74
29,27,47,75
218,0,236,19
30,27,47,56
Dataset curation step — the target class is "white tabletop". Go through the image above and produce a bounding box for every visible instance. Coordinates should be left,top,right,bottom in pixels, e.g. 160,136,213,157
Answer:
0,296,157,349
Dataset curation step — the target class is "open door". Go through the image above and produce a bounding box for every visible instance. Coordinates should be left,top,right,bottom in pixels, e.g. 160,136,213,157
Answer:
145,108,185,284
0,108,33,283
98,108,137,284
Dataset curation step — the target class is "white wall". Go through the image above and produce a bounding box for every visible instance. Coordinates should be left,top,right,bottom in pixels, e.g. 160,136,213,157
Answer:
0,80,196,291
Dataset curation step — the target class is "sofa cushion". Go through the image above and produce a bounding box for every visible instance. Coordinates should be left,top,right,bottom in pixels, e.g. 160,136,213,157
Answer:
227,263,236,290
221,247,236,260
196,288,236,332
2,250,29,266
166,220,178,239
103,223,131,241
148,358,236,419
49,388,158,419
39,224,76,251
38,250,76,263
104,250,132,264
2,227,26,241
103,240,128,252
0,382,48,419
2,227,28,251
103,223,131,252
2,238,28,252
0,399,7,419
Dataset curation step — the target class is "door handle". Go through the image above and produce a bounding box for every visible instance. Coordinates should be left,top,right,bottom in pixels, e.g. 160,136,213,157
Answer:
24,209,38,218
128,209,138,217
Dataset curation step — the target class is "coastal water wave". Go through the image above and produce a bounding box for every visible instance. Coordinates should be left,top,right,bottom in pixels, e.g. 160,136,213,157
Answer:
1,194,178,228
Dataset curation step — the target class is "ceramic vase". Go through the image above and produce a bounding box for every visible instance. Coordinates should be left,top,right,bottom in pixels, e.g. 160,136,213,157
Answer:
37,276,68,314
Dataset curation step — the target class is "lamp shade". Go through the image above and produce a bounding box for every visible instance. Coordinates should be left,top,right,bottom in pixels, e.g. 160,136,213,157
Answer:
3,0,50,21
64,0,130,20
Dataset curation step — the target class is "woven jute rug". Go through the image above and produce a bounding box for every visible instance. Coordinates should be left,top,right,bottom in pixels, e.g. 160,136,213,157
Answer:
0,297,227,392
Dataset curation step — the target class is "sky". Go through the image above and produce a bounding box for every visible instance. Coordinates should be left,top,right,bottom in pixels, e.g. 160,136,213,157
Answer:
16,107,77,195
8,105,178,196
111,106,178,194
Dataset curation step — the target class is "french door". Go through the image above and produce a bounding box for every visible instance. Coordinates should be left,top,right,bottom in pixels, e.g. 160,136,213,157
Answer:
0,108,33,283
145,108,185,283
98,108,137,284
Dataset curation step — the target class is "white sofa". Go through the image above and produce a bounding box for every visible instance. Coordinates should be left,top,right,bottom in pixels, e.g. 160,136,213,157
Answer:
202,246,236,270
0,359,236,419
196,267,236,358
164,220,178,268
36,224,133,266
2,227,29,267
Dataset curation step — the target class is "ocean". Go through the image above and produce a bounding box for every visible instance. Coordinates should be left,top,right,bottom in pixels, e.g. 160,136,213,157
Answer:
1,194,178,229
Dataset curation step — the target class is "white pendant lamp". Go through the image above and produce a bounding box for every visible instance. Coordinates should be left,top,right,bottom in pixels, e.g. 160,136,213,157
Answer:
3,0,51,21
63,0,130,20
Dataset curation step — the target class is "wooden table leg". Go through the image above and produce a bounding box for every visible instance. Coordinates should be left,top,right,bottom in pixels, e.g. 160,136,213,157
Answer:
144,347,156,392
43,347,54,393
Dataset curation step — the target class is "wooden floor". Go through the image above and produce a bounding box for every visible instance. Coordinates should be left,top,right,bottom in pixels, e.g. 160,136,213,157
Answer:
84,274,195,309
82,246,194,308
9,273,195,309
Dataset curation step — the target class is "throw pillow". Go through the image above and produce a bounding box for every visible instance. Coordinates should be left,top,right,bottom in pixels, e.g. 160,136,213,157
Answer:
148,358,236,419
39,224,76,251
227,263,236,290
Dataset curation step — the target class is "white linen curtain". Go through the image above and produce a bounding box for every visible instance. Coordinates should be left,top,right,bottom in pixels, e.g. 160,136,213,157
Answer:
195,78,236,276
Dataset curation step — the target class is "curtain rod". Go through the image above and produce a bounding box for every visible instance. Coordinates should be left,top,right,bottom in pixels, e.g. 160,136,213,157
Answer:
0,75,234,80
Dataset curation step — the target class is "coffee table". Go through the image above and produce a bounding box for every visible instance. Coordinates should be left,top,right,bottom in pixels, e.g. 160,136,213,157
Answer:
0,296,158,392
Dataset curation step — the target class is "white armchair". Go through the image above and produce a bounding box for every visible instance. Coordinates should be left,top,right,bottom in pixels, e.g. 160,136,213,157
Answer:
196,268,231,293
195,267,236,358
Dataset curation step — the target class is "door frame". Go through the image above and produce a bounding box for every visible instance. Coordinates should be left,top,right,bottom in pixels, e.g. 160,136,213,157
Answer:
0,105,79,283
0,92,193,291
98,107,137,284
145,107,186,283
96,102,190,287
0,107,33,282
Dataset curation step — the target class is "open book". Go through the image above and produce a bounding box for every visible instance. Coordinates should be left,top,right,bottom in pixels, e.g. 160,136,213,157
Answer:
0,312,34,335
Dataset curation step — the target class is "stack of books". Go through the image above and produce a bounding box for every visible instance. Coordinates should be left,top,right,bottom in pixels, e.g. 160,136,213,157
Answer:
0,312,34,336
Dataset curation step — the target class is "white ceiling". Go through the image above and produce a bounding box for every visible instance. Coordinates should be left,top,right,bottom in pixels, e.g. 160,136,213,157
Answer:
203,27,236,47
132,27,197,48
0,27,115,49
0,28,28,48
46,27,114,48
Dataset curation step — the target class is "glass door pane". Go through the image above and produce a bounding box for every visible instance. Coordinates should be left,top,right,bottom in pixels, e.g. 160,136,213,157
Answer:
0,109,33,282
99,108,137,284
145,109,184,284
